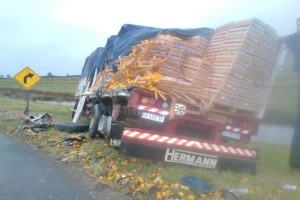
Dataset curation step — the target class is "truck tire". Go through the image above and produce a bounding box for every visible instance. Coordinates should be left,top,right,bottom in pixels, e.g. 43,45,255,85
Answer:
98,114,111,138
89,104,101,139
54,122,89,133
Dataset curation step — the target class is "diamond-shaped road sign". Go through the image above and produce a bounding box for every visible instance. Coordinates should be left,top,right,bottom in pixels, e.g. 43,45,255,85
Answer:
14,66,41,89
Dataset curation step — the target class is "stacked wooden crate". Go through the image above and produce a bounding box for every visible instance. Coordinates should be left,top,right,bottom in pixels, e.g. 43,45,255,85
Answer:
100,33,212,105
153,34,212,105
96,18,279,116
202,18,278,115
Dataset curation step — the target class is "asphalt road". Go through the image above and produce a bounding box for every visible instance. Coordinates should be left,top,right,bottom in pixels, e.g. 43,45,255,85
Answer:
0,131,127,200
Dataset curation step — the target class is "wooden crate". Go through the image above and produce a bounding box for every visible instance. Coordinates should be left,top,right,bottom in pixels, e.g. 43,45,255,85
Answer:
203,73,272,104
156,58,213,108
101,21,278,117
207,37,265,56
211,61,271,82
207,21,278,60
198,19,277,116
202,84,269,104
204,50,275,81
154,35,207,57
186,35,211,50
196,88,263,115
215,18,277,40
215,51,274,72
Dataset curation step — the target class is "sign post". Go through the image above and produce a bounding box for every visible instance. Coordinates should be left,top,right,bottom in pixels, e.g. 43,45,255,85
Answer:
14,66,41,115
24,90,29,115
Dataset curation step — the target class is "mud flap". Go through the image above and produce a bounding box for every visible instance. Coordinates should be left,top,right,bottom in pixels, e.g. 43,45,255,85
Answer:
119,140,256,175
108,123,124,147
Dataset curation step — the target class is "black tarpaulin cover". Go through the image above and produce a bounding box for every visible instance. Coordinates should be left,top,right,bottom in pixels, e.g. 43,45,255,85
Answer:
80,24,214,78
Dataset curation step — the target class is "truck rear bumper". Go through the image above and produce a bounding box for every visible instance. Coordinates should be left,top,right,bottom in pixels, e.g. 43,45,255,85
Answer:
119,128,257,174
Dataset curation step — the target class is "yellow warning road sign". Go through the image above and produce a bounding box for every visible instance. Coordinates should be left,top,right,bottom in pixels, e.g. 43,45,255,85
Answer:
14,66,41,89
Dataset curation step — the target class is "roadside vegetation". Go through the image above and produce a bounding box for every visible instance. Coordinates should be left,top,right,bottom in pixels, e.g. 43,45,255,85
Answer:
0,74,300,200
0,77,79,102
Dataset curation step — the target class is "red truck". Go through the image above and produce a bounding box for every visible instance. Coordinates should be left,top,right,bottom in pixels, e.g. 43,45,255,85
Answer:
73,20,279,174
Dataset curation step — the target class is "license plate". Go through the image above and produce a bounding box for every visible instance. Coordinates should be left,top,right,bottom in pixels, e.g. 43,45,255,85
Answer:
222,130,241,140
141,112,165,123
110,139,121,147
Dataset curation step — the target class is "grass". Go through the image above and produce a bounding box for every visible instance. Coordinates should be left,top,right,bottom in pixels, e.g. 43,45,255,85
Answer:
1,74,300,199
0,77,80,93
1,97,300,199
0,97,73,122
0,77,80,102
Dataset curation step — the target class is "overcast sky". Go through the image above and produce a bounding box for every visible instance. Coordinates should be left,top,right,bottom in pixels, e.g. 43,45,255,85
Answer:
1,0,299,77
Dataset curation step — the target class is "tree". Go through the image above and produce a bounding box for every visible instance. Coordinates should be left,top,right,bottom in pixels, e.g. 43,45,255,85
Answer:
47,72,53,77
6,74,11,79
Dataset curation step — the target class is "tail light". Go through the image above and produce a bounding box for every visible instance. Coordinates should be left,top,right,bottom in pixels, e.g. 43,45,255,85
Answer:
141,97,149,104
162,102,169,109
149,99,156,105
140,96,169,109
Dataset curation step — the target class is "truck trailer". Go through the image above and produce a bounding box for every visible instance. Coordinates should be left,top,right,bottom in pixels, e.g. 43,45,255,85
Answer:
72,19,280,174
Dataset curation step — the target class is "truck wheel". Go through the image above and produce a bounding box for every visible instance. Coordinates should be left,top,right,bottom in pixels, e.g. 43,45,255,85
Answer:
98,114,111,138
55,122,89,133
89,104,101,139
